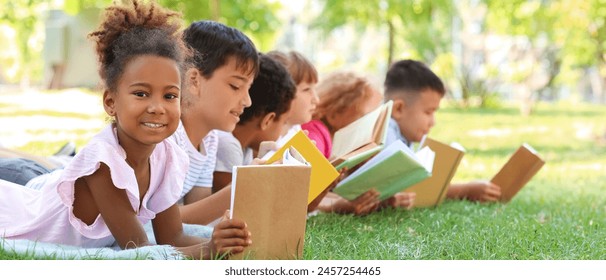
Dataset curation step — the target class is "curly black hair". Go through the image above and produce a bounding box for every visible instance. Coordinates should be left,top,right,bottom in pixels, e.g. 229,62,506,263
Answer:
88,0,189,92
239,53,296,125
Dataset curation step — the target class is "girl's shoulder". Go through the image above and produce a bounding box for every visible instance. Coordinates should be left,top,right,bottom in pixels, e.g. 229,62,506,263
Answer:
75,125,127,163
302,120,330,137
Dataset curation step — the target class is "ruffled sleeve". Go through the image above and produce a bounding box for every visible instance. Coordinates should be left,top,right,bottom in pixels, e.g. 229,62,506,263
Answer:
145,137,189,214
55,125,142,239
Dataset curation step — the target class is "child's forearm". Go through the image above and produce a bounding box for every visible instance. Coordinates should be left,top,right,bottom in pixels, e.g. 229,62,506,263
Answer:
180,187,230,225
182,187,212,205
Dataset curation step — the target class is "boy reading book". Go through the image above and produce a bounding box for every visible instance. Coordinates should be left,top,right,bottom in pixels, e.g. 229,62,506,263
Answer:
333,139,435,202
384,59,502,203
212,53,296,192
303,71,416,215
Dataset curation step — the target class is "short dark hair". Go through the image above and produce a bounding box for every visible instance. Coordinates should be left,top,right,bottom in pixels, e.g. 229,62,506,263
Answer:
183,20,259,79
239,54,296,125
384,59,445,102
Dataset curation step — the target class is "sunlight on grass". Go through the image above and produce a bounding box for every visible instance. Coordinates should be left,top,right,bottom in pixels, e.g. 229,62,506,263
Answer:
305,101,606,260
2,89,605,259
0,88,106,155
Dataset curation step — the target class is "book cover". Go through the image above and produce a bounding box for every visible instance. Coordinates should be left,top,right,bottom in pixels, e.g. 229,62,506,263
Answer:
491,143,545,203
263,130,339,204
333,140,434,201
405,138,465,208
229,149,311,260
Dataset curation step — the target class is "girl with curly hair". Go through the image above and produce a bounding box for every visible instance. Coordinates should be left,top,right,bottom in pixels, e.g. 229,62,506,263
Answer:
0,0,251,259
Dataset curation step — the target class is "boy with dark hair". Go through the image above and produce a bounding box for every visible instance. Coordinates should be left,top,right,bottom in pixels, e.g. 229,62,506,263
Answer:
174,20,263,225
212,53,296,192
183,20,259,85
385,59,502,203
175,20,258,207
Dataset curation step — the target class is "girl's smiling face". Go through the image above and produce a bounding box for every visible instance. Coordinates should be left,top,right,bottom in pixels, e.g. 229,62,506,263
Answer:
104,55,182,149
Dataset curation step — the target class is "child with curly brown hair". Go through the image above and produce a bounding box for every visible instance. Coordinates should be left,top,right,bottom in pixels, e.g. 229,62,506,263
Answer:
302,71,417,215
0,0,251,259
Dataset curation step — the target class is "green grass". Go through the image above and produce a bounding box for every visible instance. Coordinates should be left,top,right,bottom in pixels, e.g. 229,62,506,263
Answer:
304,101,606,260
2,90,606,260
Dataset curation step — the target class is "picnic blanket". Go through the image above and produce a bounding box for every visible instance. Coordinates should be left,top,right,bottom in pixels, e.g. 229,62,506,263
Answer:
1,223,214,260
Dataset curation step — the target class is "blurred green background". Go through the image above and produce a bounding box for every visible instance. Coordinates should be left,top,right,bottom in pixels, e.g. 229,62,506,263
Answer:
1,0,606,260
1,0,606,112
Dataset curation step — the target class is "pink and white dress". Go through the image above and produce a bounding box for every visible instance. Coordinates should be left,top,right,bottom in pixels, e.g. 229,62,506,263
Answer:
0,124,188,248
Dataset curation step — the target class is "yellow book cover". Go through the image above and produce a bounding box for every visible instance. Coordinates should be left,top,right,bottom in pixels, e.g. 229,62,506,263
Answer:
491,143,545,202
265,130,339,204
405,138,465,208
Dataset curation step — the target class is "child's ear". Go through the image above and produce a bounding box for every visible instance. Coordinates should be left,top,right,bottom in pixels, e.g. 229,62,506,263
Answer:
185,68,201,97
259,112,276,131
103,90,116,116
391,99,406,120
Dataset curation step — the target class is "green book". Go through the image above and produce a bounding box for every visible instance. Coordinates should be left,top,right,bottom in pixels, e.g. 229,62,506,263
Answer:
333,140,435,201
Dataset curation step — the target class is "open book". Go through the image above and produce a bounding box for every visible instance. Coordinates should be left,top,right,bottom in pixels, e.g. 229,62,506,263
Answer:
330,100,393,171
333,140,435,201
262,130,339,204
404,138,465,208
491,143,545,202
229,148,311,259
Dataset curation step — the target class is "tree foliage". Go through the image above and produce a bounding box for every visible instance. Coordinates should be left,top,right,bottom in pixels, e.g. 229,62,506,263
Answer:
484,0,606,107
64,0,282,51
312,0,454,66
0,0,48,85
159,0,282,51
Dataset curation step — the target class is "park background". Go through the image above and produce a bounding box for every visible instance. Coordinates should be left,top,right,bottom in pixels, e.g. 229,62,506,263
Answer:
1,0,606,259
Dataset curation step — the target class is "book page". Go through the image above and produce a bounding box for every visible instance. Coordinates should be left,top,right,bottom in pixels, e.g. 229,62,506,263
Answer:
332,143,381,171
282,147,309,166
229,166,238,219
416,146,436,173
371,101,393,144
330,103,384,160
522,143,539,154
450,142,466,152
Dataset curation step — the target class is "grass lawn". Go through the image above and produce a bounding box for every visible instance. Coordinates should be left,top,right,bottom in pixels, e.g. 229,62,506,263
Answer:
1,89,605,260
305,101,606,260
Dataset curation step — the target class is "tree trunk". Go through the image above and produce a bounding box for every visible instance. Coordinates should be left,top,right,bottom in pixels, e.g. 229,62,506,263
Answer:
387,19,394,67
589,67,604,103
519,85,533,117
210,0,221,21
